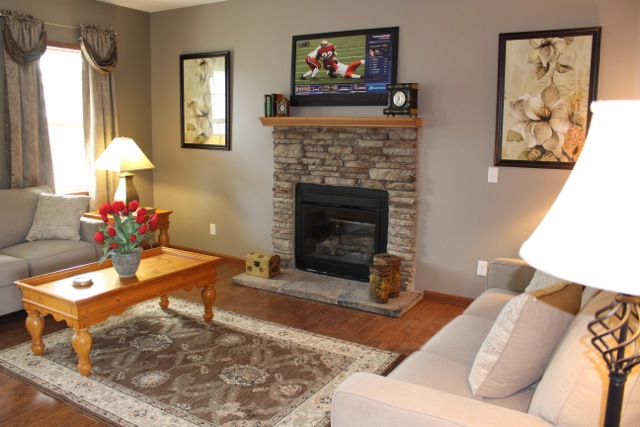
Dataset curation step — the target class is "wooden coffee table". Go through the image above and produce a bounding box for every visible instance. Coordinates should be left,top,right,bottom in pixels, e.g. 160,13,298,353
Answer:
15,247,220,376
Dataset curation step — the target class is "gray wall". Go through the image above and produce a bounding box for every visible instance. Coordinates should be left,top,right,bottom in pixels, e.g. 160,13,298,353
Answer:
2,0,638,299
150,0,640,298
0,0,154,207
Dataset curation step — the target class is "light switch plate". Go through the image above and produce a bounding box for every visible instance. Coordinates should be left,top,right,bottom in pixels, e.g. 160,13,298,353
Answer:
488,167,499,183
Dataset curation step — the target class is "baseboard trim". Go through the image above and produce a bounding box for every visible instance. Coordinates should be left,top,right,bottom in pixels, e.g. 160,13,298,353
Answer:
423,290,473,308
168,245,245,264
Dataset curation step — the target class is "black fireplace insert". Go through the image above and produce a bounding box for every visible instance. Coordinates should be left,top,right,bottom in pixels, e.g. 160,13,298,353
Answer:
295,183,389,281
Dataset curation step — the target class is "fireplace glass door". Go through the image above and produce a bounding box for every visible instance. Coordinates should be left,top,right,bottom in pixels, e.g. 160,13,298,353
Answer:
295,184,388,281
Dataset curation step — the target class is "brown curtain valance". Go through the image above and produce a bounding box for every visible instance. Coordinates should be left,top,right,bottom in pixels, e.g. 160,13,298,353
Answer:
1,10,47,65
79,24,117,75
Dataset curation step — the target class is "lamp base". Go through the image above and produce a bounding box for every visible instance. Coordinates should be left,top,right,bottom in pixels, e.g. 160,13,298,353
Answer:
113,172,139,205
588,293,640,427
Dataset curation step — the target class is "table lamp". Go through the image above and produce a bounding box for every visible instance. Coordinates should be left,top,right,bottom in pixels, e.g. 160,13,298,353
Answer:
94,137,155,204
520,100,640,427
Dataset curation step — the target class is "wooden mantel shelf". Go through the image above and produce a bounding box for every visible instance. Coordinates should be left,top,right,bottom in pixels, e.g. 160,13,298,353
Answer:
259,116,422,129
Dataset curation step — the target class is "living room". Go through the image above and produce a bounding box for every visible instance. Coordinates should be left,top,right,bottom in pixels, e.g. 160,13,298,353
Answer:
0,0,639,426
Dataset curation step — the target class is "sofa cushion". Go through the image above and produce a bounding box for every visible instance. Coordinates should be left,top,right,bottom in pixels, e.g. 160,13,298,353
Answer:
0,254,29,289
420,314,496,366
0,240,98,277
524,269,571,292
529,291,640,427
0,186,49,250
0,255,30,316
469,283,583,398
463,288,519,320
389,351,535,413
26,193,90,241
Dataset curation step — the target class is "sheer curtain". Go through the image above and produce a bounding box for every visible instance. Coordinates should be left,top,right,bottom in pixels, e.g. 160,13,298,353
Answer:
2,10,54,190
80,23,119,209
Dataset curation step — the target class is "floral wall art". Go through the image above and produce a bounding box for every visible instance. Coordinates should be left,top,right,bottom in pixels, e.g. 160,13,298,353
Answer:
180,51,231,150
494,28,601,169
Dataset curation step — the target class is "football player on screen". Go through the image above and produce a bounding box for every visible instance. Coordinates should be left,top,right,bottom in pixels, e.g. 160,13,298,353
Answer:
326,58,365,79
300,40,336,80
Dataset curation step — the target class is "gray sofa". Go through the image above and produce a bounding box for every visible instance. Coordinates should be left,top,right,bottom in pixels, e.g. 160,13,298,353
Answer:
332,258,640,427
0,186,103,316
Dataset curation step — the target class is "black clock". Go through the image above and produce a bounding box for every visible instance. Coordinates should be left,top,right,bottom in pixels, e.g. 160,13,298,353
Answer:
383,83,419,117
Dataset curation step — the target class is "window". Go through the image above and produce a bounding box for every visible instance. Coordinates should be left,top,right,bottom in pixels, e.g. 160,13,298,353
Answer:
40,43,88,194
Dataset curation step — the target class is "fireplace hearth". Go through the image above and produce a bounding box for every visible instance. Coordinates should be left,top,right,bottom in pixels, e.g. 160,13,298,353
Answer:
295,184,388,281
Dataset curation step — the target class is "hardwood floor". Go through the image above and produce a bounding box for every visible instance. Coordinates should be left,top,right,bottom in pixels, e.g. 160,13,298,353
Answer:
0,257,466,426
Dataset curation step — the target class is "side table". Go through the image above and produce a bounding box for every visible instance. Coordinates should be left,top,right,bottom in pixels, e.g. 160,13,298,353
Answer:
84,208,173,247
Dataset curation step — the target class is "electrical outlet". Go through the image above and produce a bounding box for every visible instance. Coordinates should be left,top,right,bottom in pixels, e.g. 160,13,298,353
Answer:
209,224,216,235
476,260,488,277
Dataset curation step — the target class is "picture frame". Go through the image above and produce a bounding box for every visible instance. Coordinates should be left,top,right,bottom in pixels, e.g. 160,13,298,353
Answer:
180,51,231,150
290,27,399,107
494,27,601,169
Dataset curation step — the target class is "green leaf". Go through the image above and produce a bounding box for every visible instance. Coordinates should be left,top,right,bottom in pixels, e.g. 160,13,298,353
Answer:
555,63,574,73
535,63,549,80
571,112,583,127
506,130,524,142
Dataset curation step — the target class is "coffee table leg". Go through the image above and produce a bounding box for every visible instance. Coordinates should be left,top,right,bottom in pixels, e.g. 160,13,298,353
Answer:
201,284,216,323
160,294,170,309
25,310,45,356
72,328,93,376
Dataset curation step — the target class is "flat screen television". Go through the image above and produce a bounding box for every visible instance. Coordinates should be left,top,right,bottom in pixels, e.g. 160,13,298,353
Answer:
290,27,399,107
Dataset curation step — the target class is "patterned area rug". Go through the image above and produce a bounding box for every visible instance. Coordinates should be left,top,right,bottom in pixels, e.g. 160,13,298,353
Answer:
0,299,401,426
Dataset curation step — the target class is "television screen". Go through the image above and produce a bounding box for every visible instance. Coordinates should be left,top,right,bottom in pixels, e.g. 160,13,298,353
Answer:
290,27,399,107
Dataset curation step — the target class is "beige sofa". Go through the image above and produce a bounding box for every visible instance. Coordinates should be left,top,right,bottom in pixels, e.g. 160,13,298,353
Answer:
0,186,103,316
332,258,640,426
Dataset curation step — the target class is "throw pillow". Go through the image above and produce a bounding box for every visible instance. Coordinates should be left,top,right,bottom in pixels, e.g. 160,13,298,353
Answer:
528,291,640,427
468,282,583,398
26,193,90,241
525,269,571,293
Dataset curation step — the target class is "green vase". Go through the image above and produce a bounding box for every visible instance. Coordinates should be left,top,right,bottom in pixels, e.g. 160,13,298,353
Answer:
111,248,142,278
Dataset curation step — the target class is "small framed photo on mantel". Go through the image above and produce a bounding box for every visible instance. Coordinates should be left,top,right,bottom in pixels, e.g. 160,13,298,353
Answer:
494,27,601,169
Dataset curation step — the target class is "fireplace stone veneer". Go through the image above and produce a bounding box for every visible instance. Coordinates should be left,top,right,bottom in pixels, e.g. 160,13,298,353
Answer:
269,122,419,291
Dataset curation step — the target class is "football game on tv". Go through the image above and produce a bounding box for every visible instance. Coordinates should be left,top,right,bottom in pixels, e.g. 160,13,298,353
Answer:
290,27,399,107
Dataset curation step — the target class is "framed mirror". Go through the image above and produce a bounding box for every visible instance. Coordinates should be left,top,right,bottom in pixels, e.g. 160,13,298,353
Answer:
180,51,231,150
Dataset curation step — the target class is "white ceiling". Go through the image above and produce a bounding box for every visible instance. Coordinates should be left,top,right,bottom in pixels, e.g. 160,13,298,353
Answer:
96,0,227,13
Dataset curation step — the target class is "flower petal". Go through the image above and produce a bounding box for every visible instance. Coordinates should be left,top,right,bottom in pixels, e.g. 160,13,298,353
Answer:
540,84,561,107
510,99,529,121
523,97,544,120
530,122,554,146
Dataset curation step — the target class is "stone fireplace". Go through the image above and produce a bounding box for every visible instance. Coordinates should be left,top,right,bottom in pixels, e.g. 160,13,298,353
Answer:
265,117,420,291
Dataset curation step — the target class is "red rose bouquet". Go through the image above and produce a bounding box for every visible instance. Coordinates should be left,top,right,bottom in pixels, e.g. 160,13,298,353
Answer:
93,200,159,263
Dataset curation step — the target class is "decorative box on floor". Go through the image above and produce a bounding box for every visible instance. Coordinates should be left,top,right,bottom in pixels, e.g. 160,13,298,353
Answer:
245,252,281,278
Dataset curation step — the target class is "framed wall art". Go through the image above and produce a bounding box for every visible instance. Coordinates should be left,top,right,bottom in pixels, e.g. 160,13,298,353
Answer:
180,51,231,150
494,27,601,169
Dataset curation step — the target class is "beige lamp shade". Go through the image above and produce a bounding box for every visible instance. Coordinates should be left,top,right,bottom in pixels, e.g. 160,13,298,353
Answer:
94,137,155,172
520,100,640,295
94,137,155,204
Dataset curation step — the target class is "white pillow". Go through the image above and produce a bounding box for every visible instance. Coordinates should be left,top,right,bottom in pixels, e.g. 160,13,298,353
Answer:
529,291,640,426
26,193,90,241
469,283,582,398
525,269,571,292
